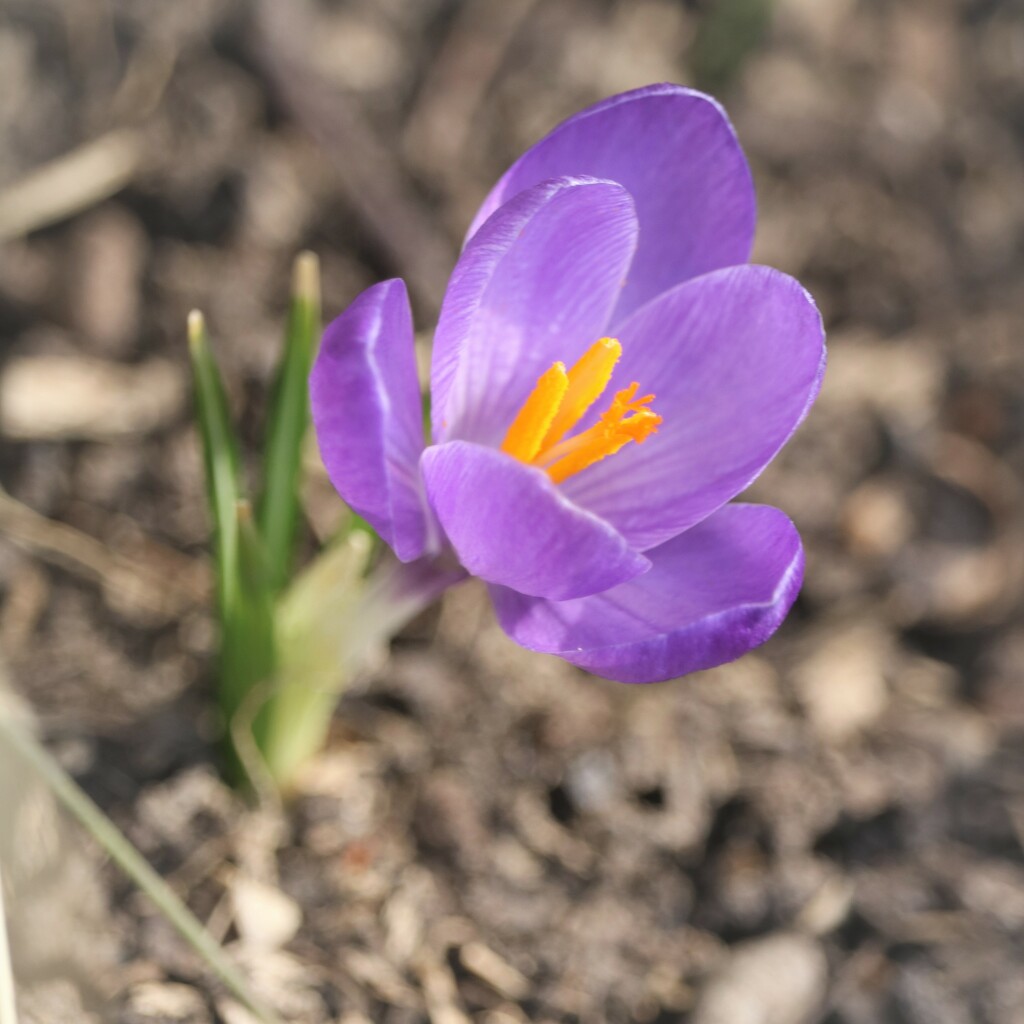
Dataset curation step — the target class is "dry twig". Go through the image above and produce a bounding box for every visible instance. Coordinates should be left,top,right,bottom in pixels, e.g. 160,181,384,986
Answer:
0,130,142,241
252,0,455,316
0,487,208,622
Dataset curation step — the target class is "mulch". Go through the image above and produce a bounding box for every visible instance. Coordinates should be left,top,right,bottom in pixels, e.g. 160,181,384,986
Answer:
1,1,1023,1022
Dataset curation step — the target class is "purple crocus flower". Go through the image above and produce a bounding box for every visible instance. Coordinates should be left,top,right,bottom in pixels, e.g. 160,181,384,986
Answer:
311,84,825,684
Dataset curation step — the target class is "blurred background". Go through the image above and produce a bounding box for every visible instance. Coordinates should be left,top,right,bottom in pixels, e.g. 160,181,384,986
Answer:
2,0,1024,1021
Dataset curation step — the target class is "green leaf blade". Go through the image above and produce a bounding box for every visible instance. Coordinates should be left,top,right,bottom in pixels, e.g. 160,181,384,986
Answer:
189,315,277,787
257,251,321,594
187,310,244,619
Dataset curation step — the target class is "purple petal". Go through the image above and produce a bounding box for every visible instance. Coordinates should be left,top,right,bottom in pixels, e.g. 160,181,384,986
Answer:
310,279,433,562
561,265,825,551
420,441,650,600
491,503,804,683
431,177,638,447
468,84,755,323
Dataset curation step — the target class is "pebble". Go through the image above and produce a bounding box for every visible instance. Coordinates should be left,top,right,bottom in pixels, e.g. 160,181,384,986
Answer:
122,981,211,1023
231,875,302,951
691,933,828,1024
794,623,891,742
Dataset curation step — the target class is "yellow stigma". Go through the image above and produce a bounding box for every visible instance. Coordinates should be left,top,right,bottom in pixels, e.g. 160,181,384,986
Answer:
500,337,662,483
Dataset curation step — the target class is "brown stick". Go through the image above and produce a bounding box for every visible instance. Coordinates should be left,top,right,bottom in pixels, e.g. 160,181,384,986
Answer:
251,1,455,317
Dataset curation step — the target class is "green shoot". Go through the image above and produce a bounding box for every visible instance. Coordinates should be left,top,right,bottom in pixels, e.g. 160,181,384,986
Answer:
189,316,275,787
187,311,243,622
258,253,321,594
191,252,448,793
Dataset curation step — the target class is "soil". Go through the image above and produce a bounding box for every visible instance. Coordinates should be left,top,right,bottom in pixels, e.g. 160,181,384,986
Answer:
2,0,1024,1022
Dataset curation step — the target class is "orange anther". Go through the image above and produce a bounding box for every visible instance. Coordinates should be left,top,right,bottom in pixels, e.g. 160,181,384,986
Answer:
500,339,661,484
541,382,662,483
500,361,569,463
538,337,622,456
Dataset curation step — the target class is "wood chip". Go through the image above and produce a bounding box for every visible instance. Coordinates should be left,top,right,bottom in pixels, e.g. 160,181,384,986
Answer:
459,941,531,1000
1,355,184,440
415,953,471,1024
342,950,420,1009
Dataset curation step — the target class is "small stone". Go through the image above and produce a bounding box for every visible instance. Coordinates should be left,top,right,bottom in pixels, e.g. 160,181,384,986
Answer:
842,477,914,559
795,623,891,742
123,981,211,1023
215,1000,262,1024
489,836,545,886
692,933,828,1024
231,876,302,951
797,872,855,936
565,749,619,813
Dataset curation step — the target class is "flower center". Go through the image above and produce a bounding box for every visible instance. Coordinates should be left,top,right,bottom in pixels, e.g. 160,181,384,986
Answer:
500,337,662,484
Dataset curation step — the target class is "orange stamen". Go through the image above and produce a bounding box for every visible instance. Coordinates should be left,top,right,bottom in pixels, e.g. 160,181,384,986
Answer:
538,337,622,455
499,339,662,484
541,382,662,484
500,361,569,462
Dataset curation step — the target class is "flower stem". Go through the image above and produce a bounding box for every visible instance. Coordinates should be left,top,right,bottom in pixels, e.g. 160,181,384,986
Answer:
258,551,464,790
0,708,283,1024
358,554,466,643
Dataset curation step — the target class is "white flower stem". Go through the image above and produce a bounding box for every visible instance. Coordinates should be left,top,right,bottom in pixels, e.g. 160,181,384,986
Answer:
0,710,282,1024
259,550,464,789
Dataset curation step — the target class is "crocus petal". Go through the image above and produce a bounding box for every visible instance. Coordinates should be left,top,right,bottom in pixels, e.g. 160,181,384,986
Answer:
431,177,638,447
420,441,650,600
561,265,825,551
310,279,432,562
468,84,755,323
491,503,803,683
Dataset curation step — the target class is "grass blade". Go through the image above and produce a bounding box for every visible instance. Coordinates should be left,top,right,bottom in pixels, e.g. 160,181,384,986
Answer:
257,252,321,594
0,864,16,1024
0,709,283,1024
